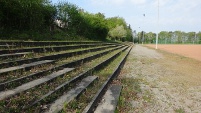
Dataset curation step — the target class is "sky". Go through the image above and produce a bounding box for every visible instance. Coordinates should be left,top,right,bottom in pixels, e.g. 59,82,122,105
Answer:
51,0,201,33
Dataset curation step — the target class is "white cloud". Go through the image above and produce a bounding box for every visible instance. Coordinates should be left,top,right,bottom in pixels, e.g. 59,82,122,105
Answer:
89,0,107,5
89,0,149,6
111,0,125,5
129,0,147,5
89,0,125,6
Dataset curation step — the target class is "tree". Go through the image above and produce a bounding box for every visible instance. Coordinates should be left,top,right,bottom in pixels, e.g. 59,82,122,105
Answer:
0,0,133,41
56,2,81,30
145,32,156,43
56,2,109,40
187,32,196,44
174,31,183,43
109,25,127,41
125,25,133,42
197,32,201,44
80,11,108,40
159,31,172,44
0,0,56,39
106,17,133,41
106,17,127,30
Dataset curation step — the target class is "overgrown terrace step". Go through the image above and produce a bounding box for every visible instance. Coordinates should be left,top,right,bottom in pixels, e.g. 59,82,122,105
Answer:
0,44,113,54
0,68,74,100
82,46,132,113
0,41,103,47
0,60,54,75
0,52,33,58
0,45,124,91
0,45,117,68
0,45,15,47
45,76,98,113
24,47,127,110
94,85,122,113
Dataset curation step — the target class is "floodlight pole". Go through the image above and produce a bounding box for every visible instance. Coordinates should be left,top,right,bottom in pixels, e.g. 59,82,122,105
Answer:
156,0,159,49
142,14,145,45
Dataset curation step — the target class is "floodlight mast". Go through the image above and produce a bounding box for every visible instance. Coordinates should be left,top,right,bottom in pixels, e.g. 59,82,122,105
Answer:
156,0,159,49
142,14,145,45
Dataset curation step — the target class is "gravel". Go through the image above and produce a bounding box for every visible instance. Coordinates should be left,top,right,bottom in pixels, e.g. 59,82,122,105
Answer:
119,44,201,113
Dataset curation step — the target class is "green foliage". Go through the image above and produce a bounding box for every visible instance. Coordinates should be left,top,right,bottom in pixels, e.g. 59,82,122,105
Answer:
159,31,170,39
56,2,108,40
197,32,201,44
0,0,56,39
174,31,183,43
145,32,156,43
0,0,133,41
175,108,185,113
142,31,200,44
57,2,80,29
106,17,127,29
109,25,127,41
158,31,172,44
80,12,109,40
107,17,133,41
0,0,56,30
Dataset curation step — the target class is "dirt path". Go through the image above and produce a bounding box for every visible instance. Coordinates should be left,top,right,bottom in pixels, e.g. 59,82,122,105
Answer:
118,45,201,113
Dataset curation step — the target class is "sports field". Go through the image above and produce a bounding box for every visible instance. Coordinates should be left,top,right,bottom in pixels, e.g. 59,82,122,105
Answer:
145,44,201,61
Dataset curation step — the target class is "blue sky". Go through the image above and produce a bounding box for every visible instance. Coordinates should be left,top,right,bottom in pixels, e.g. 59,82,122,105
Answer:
51,0,201,33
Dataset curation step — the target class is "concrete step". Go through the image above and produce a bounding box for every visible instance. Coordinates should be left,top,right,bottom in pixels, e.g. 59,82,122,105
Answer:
0,60,54,75
94,85,122,113
45,76,98,113
0,52,33,58
0,68,74,100
0,45,15,47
